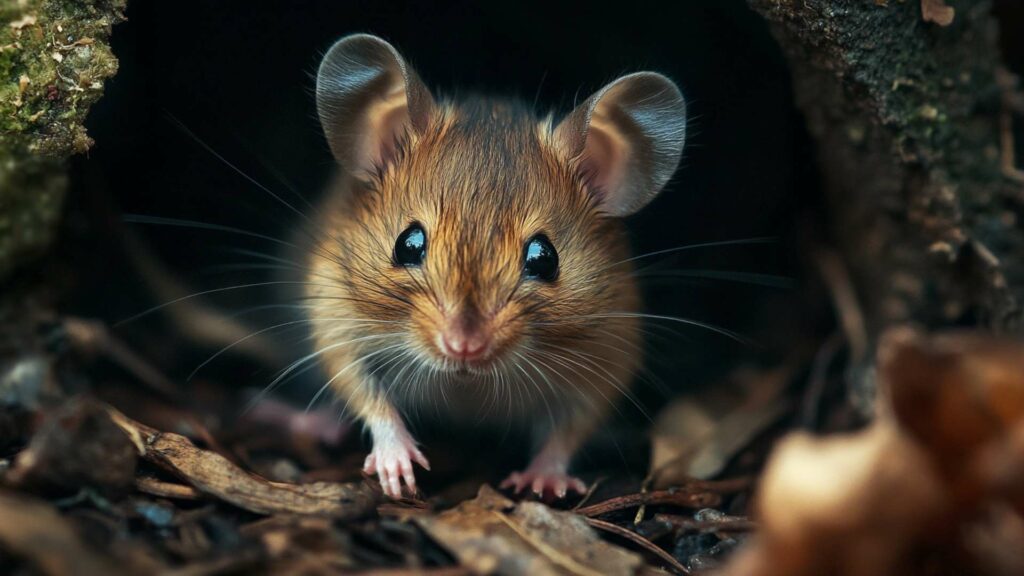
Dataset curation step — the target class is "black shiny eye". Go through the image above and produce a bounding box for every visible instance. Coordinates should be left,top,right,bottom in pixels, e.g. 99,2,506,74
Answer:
394,223,426,267
523,234,558,282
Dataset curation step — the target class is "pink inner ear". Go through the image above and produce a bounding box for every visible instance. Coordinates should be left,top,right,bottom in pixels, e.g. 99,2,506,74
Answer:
579,121,627,205
356,89,411,174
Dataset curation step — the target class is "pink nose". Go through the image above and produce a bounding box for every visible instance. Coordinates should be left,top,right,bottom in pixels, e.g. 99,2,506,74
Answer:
440,330,490,361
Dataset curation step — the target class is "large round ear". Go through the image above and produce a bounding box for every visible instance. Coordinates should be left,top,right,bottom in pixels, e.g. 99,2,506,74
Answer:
316,34,436,177
554,72,686,217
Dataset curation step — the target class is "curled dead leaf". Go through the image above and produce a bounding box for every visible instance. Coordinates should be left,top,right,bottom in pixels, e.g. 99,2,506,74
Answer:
921,0,955,26
108,408,378,519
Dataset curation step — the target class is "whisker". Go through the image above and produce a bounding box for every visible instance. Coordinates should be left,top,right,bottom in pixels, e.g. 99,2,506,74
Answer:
116,280,343,326
163,112,318,230
547,312,755,347
305,341,408,413
123,214,299,249
635,268,795,289
601,237,777,272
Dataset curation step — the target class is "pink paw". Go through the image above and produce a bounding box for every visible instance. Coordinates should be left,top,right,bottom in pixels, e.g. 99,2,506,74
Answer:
500,470,587,499
363,437,430,499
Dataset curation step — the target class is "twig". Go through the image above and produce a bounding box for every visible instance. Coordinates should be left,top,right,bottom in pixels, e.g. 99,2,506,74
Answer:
585,517,690,575
136,476,203,501
63,317,179,399
815,250,867,365
577,489,717,518
799,331,844,430
996,67,1024,184
571,476,606,511
652,513,756,534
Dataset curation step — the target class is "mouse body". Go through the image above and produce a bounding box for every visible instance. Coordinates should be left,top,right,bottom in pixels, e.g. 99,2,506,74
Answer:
307,34,686,498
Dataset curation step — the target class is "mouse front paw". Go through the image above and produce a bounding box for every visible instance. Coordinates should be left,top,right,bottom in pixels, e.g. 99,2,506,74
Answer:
500,469,587,499
363,437,430,499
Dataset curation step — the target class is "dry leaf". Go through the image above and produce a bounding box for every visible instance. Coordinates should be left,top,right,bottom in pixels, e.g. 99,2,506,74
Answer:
0,489,123,576
921,0,955,26
650,366,792,487
7,397,138,494
416,485,644,576
109,408,378,519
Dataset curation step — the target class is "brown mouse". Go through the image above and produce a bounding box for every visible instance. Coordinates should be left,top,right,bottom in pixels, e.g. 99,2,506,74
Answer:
306,34,686,498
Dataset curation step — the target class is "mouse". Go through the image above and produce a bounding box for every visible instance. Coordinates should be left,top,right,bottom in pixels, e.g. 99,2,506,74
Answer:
305,33,686,499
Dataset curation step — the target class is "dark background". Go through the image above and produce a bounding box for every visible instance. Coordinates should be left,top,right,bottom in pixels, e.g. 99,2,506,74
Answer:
64,0,818,435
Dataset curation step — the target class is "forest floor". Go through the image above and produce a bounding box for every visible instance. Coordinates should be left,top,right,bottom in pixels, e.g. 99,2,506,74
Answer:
2,313,1023,576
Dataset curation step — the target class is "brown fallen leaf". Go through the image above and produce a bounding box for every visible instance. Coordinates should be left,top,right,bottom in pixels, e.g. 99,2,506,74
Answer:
240,516,356,573
921,0,954,26
0,489,126,576
108,408,378,519
650,366,792,488
416,485,644,576
7,396,138,494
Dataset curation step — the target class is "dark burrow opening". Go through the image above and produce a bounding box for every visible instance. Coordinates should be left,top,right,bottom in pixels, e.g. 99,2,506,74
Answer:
58,0,832,494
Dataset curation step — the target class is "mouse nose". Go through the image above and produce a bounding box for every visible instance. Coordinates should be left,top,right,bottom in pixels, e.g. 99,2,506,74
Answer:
440,329,490,361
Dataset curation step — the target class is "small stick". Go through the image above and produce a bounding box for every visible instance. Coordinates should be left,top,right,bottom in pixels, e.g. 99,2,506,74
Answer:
136,476,203,501
63,317,179,399
576,489,721,518
585,517,690,575
571,476,606,511
652,513,756,534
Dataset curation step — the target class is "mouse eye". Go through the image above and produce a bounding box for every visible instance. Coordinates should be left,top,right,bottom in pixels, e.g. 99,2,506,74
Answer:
394,223,426,267
523,235,558,282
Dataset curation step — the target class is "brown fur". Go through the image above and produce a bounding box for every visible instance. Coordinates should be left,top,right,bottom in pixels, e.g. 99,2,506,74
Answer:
305,97,642,444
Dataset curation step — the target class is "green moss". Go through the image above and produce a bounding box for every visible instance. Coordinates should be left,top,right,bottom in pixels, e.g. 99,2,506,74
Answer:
0,0,125,278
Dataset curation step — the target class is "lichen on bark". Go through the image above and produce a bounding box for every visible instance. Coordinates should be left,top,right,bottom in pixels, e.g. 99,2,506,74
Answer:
1,0,125,278
747,0,1024,412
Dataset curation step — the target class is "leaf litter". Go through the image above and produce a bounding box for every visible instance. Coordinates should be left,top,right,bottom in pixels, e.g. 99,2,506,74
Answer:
1,312,1023,575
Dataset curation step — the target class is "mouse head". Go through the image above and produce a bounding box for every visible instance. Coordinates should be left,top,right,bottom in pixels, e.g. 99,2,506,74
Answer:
314,34,685,376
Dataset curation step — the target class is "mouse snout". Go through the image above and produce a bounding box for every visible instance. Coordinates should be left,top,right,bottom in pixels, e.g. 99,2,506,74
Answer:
439,327,490,361
437,311,492,362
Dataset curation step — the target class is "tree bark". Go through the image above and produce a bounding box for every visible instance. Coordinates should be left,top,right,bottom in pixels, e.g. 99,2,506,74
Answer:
0,0,124,279
748,0,1024,409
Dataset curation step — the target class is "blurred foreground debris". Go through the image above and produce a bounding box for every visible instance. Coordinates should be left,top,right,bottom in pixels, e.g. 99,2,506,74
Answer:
720,329,1024,576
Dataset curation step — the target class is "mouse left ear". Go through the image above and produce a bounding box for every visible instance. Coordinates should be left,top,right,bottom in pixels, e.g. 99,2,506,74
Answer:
554,72,686,217
316,34,436,177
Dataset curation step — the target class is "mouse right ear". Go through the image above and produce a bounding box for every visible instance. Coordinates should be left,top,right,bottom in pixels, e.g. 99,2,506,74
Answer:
316,34,436,178
554,72,686,217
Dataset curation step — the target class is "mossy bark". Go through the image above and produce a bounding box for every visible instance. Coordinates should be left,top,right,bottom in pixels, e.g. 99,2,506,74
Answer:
748,0,1024,409
1,0,124,279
